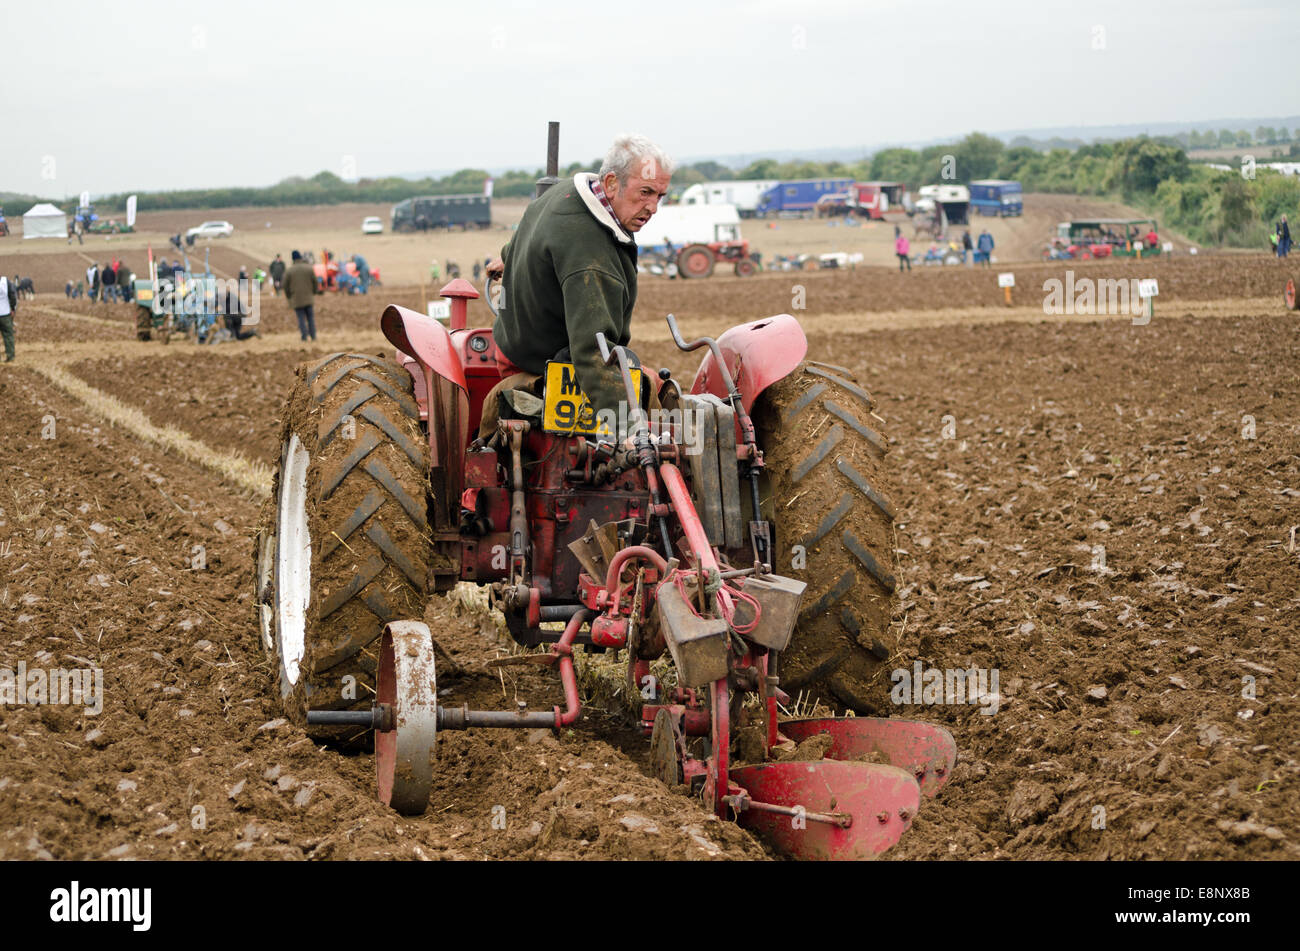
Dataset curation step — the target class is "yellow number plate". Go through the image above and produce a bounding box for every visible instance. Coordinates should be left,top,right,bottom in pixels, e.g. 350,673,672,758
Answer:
542,361,641,436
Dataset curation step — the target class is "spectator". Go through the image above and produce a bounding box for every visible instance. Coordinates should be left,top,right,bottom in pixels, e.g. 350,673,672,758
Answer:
429,258,441,283
87,263,100,300
1144,227,1159,249
976,229,995,268
269,254,286,295
73,280,84,299
222,281,258,340
284,250,319,342
473,260,482,283
119,270,134,303
67,218,82,245
100,261,117,302
65,280,74,298
962,229,973,265
1278,215,1292,258
353,254,370,294
0,273,15,362
895,233,911,272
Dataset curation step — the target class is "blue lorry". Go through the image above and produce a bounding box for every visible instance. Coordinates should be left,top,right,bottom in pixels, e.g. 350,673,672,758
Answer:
969,180,1023,217
756,178,855,217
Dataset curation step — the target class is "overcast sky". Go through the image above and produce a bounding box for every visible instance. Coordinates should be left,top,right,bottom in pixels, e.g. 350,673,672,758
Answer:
3,0,1296,199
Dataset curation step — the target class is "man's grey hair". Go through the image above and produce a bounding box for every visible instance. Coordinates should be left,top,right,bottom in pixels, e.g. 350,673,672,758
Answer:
600,134,674,186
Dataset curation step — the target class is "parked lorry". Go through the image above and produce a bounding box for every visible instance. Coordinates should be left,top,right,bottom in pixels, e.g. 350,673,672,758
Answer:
756,178,855,217
392,195,491,232
679,180,777,218
970,180,1023,217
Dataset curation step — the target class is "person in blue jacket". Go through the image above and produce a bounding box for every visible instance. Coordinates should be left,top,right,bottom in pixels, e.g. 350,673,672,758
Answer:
976,229,995,267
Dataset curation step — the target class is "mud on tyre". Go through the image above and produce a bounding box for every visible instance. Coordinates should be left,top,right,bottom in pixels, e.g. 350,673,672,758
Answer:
256,352,430,743
752,361,898,715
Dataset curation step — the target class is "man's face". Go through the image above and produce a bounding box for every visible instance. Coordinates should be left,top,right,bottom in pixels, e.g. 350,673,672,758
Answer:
604,160,671,233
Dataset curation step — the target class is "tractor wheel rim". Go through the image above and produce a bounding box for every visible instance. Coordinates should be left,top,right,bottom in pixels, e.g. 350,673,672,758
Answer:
276,433,311,686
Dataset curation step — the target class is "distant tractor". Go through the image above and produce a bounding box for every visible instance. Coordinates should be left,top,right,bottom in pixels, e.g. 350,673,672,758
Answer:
675,239,758,278
1050,219,1162,259
637,204,758,278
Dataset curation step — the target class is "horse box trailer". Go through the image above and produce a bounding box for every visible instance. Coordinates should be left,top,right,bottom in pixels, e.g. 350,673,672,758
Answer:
969,180,1023,217
848,181,908,219
757,178,855,216
679,180,777,218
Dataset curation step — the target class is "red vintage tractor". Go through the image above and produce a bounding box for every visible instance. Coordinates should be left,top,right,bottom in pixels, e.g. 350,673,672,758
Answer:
675,239,758,278
254,131,954,859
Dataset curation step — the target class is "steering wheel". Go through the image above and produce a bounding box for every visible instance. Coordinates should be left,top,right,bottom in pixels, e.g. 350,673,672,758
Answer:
484,273,503,319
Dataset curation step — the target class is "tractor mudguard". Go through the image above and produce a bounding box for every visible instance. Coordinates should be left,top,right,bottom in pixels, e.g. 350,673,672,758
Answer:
688,314,808,415
381,304,469,396
381,304,470,514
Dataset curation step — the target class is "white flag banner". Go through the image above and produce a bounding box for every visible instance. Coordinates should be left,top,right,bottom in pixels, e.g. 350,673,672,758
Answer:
126,195,138,228
484,177,494,198
80,190,90,210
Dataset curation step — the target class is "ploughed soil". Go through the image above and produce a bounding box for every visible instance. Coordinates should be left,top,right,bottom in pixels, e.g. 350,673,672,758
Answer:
0,367,766,860
1,251,1296,860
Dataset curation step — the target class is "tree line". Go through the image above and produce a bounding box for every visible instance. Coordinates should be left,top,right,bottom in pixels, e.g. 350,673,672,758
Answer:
6,130,1296,248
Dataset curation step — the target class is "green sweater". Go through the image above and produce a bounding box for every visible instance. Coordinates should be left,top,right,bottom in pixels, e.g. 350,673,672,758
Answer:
494,174,639,415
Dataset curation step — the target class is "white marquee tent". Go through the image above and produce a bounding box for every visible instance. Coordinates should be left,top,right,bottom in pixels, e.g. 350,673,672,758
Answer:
22,203,67,239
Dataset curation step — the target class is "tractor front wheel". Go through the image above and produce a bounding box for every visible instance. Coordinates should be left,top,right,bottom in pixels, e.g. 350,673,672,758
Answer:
256,352,431,744
734,257,757,277
752,361,898,715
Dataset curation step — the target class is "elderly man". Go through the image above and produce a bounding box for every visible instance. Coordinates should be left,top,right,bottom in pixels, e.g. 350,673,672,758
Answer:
481,134,673,437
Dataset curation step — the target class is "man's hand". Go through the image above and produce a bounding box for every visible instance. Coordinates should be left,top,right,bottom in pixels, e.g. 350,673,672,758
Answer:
486,257,504,280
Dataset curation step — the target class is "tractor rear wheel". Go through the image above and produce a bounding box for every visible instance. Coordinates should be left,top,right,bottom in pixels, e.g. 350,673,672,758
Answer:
677,244,715,279
752,361,898,715
256,352,430,744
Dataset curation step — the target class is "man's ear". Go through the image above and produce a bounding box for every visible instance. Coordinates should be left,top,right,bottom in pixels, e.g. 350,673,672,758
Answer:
602,172,620,195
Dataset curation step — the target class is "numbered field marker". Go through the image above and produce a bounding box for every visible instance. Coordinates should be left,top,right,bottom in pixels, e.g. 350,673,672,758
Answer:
427,299,451,324
998,271,1014,304
1137,278,1158,323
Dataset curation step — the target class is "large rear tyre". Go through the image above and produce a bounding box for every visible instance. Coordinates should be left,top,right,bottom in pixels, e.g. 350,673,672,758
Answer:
752,361,898,715
256,352,430,744
677,244,715,279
